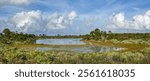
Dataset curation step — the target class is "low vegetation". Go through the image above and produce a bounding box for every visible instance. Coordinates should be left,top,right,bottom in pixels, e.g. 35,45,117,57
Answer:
0,44,150,64
0,28,150,64
0,28,36,44
83,28,150,44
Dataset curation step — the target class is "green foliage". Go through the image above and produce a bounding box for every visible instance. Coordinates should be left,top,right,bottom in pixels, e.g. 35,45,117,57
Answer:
107,33,150,41
83,28,150,44
0,28,150,64
83,28,108,40
0,28,36,44
0,44,149,64
3,28,11,37
38,34,83,39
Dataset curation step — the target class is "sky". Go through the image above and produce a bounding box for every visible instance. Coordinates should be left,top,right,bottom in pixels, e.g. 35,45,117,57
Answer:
0,0,150,35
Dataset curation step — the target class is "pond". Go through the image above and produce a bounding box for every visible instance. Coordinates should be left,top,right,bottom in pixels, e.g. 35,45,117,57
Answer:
36,38,85,45
36,38,122,53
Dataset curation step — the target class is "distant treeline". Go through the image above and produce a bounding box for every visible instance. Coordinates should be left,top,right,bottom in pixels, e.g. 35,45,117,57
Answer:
0,28,83,44
0,28,150,44
0,28,36,44
37,34,83,39
83,28,150,41
107,33,150,41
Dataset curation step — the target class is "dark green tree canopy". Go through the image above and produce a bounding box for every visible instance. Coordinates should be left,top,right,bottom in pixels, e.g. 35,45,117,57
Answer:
0,28,36,44
2,28,11,36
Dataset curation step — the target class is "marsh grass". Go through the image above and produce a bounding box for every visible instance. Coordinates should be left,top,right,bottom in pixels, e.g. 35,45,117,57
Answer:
0,38,150,64
0,28,150,64
0,43,150,64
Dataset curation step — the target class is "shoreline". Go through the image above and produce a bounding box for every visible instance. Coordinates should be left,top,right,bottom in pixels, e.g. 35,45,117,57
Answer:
83,40,150,51
13,39,150,53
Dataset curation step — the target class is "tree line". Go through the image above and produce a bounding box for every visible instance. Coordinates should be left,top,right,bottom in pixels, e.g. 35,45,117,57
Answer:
0,28,150,44
0,28,36,44
37,34,82,39
83,28,150,41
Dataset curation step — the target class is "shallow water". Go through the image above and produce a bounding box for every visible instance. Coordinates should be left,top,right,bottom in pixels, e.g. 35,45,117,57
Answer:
36,38,122,53
36,38,85,45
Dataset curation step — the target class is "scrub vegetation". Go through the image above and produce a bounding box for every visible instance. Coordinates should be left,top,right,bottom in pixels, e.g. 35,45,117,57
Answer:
0,28,150,64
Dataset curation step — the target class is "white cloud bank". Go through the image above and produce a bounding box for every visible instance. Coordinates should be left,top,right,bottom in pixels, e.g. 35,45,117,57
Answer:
46,13,66,29
68,11,78,23
0,18,7,30
46,11,77,29
9,10,77,33
10,10,43,33
107,10,150,31
0,0,33,6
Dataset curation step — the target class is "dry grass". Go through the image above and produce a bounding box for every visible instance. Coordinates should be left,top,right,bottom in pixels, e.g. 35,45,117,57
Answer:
84,40,150,52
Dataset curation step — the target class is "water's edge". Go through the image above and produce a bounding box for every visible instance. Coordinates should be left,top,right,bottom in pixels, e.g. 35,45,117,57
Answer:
35,38,123,53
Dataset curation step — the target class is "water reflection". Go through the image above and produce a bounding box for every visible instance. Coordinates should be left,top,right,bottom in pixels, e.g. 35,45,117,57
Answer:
36,38,85,45
36,45,122,53
36,38,123,53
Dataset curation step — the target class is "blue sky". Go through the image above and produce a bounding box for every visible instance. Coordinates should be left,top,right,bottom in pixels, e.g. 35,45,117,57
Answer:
0,0,150,35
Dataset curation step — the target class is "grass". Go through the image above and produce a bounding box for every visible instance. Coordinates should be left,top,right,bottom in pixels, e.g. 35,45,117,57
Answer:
84,40,150,52
1,28,149,64
0,40,150,64
15,44,86,48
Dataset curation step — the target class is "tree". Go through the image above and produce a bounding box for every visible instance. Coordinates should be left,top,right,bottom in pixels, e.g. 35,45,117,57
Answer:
0,28,36,44
101,31,107,40
108,30,112,34
2,28,11,36
94,28,101,40
84,28,102,40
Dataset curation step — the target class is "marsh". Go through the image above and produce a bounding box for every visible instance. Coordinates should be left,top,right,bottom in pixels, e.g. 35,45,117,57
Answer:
35,38,122,53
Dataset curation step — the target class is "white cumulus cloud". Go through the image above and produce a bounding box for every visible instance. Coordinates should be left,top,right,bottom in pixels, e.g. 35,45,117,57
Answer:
106,10,150,31
46,12,67,30
111,12,125,27
0,0,33,6
68,11,78,23
46,11,77,30
9,10,43,33
0,18,7,30
9,10,77,33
